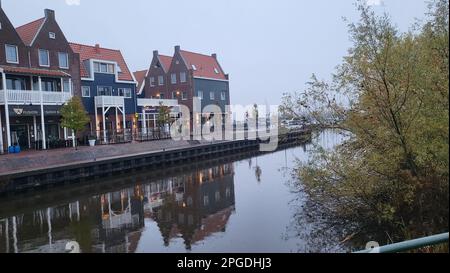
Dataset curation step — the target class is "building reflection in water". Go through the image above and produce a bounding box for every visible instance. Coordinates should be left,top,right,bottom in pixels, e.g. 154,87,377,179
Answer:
0,163,235,253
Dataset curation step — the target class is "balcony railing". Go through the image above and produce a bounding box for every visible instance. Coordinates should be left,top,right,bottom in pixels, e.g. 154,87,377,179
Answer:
137,98,178,107
95,96,125,107
0,89,72,105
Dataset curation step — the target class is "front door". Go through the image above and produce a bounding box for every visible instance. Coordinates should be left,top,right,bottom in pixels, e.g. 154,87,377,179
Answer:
10,125,29,149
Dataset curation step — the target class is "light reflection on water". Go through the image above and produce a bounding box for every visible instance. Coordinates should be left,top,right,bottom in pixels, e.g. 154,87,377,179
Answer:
0,130,345,253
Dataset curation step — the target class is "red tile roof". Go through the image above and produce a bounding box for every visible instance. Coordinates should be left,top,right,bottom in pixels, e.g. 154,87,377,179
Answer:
16,18,46,46
180,50,227,80
158,55,173,72
0,65,71,77
133,69,147,93
69,43,134,82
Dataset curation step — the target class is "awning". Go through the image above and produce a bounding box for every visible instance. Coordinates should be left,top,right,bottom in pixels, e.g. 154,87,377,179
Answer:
0,66,71,77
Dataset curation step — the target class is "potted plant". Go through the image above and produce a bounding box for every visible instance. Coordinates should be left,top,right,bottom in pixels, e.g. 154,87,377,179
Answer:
88,135,97,147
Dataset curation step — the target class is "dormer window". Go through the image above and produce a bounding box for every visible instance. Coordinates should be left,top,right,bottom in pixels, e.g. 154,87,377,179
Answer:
192,64,197,70
49,32,56,39
94,61,114,74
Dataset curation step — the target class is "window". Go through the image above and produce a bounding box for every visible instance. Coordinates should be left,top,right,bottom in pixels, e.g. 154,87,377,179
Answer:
62,79,71,92
182,91,188,100
198,90,203,100
221,91,226,101
171,73,177,84
215,191,221,202
94,62,114,74
5,44,18,64
82,86,90,97
39,49,50,67
0,23,2,30
6,78,26,90
158,75,164,86
210,91,215,100
150,77,155,87
191,64,197,70
41,79,57,92
97,86,112,96
49,32,56,39
118,88,132,98
214,68,220,74
58,52,69,69
172,91,177,99
159,93,165,99
180,72,186,83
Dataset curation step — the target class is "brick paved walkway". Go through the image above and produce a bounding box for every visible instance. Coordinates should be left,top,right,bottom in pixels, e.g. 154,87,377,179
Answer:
0,139,217,175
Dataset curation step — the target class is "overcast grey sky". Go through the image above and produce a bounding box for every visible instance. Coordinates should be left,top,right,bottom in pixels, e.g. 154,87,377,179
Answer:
3,0,428,105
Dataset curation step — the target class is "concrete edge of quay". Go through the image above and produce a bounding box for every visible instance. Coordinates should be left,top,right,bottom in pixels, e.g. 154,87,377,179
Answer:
0,130,312,195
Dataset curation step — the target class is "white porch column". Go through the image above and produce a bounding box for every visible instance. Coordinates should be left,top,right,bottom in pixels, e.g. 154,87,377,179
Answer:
153,114,157,129
33,116,37,142
2,72,11,148
122,104,126,133
115,107,119,133
94,101,99,139
38,77,46,150
102,106,107,143
142,109,147,134
0,107,3,154
72,130,76,147
68,78,72,95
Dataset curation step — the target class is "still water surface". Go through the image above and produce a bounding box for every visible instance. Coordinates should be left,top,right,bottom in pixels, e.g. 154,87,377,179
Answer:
0,130,345,253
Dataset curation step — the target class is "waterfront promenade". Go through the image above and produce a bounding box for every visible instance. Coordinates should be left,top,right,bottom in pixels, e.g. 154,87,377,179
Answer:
0,139,217,176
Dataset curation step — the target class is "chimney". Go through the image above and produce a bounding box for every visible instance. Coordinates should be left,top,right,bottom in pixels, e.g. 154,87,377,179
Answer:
44,9,55,20
153,50,159,58
212,53,217,59
174,45,180,53
95,44,100,53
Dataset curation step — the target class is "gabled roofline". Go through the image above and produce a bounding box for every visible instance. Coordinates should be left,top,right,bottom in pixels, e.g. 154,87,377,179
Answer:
30,17,46,46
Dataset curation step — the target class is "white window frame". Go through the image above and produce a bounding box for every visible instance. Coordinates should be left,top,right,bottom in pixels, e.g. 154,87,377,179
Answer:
118,88,132,98
58,52,69,69
210,91,215,100
149,77,155,87
38,49,50,67
97,86,112,96
5,44,19,64
182,91,188,100
93,61,114,74
221,91,226,101
49,32,56,39
82,86,91,97
198,90,203,100
180,72,186,83
171,73,177,84
158,75,164,86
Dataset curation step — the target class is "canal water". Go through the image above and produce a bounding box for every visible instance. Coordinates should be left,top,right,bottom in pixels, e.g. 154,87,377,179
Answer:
0,130,346,253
